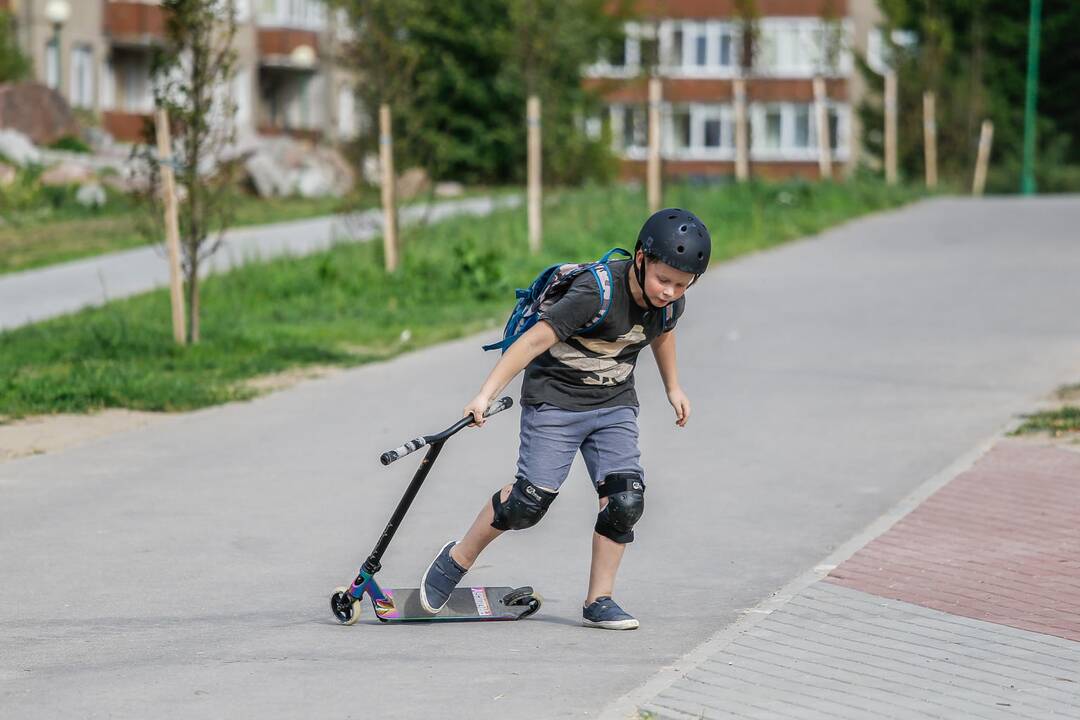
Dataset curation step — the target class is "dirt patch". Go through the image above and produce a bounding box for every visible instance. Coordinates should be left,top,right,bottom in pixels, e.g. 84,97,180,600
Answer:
242,364,342,393
0,366,350,463
1056,384,1080,403
0,410,165,462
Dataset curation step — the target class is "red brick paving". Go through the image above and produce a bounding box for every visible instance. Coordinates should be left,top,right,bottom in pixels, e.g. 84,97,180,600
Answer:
827,439,1080,641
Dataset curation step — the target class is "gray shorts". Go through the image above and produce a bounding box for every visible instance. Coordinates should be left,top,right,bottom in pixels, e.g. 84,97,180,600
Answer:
516,403,644,493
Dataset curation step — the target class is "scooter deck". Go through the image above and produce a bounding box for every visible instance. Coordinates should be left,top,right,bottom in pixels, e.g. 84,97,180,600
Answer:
372,586,540,622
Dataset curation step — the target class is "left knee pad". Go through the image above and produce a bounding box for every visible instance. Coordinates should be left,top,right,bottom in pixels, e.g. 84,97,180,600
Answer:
594,472,645,544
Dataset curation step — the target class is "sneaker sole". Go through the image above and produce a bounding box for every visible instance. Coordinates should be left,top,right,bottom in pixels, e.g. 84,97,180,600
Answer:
419,540,456,614
582,617,640,630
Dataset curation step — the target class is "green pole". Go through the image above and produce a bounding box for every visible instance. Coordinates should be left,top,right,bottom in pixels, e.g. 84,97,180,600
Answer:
1020,0,1042,195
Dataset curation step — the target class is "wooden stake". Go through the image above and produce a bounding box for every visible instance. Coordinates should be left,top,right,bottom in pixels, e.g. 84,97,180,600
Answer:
734,77,749,182
923,91,938,189
154,107,186,346
813,76,832,180
379,104,399,273
972,119,994,196
527,95,542,253
884,70,897,185
647,77,662,213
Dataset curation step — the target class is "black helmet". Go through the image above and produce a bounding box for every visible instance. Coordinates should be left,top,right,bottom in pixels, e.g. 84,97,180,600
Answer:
635,208,711,276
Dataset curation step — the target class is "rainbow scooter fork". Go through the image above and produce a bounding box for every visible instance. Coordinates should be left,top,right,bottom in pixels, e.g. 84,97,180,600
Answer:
330,397,541,624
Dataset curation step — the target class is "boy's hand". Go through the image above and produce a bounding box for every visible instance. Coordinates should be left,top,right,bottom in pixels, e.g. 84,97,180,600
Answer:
463,394,493,427
667,387,691,427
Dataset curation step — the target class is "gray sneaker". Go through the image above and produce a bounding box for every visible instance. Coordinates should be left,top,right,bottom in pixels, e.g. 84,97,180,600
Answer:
582,596,639,630
419,541,468,614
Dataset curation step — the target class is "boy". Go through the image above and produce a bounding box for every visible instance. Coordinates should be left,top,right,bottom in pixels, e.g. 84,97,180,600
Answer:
420,208,711,629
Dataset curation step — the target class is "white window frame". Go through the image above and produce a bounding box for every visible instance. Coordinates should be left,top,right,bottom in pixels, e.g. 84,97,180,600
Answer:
749,101,850,161
70,44,95,109
754,18,853,78
659,20,738,78
609,103,648,159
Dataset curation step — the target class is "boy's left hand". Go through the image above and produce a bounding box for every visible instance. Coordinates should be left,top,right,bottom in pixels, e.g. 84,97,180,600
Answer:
667,387,691,427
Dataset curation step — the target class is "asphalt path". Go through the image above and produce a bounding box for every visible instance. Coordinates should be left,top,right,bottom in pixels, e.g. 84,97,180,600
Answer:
0,194,521,332
2,196,1079,719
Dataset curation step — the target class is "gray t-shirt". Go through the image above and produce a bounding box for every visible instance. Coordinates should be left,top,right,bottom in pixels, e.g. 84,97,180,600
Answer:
520,259,684,410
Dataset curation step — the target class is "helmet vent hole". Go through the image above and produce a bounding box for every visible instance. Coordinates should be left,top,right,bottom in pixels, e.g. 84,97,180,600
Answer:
697,251,704,259
676,245,685,253
667,214,677,220
679,225,687,233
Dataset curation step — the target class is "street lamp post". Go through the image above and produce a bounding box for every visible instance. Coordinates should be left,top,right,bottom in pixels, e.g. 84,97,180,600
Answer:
44,0,71,97
1020,0,1042,196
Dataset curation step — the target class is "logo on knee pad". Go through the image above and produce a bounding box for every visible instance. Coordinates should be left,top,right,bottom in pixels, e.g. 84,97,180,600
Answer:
595,472,645,544
490,477,558,532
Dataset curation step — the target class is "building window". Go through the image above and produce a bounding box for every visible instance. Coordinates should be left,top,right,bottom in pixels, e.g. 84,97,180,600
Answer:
611,105,647,152
719,30,734,67
639,35,658,71
669,28,683,68
793,105,811,148
45,38,60,90
764,107,782,149
673,108,691,150
604,37,626,68
70,45,94,109
695,33,707,66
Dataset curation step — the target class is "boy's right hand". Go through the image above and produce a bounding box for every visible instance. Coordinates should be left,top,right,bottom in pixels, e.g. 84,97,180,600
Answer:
463,394,493,427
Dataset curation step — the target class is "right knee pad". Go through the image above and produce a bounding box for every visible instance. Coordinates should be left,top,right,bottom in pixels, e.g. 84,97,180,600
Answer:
490,477,558,531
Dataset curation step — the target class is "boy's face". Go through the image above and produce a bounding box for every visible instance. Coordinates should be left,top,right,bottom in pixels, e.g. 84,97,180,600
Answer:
636,251,696,307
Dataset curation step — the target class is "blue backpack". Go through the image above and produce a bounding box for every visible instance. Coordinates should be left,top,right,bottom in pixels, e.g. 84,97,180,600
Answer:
482,247,674,353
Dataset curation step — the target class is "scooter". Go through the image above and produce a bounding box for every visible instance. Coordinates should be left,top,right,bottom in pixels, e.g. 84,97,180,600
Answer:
330,397,542,624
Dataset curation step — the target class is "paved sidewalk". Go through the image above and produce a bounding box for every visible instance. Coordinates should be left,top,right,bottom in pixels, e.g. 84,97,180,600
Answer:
632,438,1080,719
0,193,520,331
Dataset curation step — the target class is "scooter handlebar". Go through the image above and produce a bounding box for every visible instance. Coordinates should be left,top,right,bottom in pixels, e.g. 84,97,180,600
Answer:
379,396,514,466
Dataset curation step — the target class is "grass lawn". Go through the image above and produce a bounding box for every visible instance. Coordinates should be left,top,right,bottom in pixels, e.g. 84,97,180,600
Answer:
1013,384,1080,436
0,179,925,418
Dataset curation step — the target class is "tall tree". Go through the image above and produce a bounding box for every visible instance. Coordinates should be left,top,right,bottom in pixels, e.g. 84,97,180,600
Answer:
0,10,30,83
330,0,621,185
135,0,240,343
861,0,1080,191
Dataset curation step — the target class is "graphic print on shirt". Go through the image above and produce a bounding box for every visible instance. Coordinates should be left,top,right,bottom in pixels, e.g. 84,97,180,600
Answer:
549,324,647,386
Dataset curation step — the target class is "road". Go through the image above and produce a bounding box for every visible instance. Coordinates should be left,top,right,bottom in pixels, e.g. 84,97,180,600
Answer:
2,196,1079,719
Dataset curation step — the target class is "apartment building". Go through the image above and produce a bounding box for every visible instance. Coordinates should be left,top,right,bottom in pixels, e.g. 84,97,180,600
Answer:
586,0,883,181
5,0,359,144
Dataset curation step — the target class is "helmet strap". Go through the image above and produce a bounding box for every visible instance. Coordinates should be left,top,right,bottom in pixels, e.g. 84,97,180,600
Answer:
634,252,661,311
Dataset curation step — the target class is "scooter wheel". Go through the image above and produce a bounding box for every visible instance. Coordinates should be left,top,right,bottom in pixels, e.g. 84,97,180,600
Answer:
503,586,542,619
502,586,535,606
331,586,362,626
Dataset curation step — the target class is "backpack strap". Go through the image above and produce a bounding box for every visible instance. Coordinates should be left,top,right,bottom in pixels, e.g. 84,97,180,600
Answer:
662,302,677,332
600,247,632,263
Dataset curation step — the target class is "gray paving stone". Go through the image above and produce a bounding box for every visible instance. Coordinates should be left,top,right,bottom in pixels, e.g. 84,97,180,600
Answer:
643,583,1080,719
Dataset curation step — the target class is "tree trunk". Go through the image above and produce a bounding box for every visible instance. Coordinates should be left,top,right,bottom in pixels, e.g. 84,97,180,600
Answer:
186,258,201,344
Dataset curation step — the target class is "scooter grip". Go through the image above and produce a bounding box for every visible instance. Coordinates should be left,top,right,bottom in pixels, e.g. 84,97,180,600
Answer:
380,436,428,466
483,396,514,418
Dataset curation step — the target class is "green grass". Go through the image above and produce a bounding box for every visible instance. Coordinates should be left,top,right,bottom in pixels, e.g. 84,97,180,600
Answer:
1014,407,1080,436
0,179,924,418
1013,384,1080,436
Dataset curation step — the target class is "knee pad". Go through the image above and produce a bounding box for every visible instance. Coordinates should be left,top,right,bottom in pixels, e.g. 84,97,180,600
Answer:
595,472,645,544
491,477,558,531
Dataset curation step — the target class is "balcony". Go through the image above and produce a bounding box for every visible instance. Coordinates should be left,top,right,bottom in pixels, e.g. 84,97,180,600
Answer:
104,1,165,47
103,111,151,143
257,28,320,67
631,0,849,17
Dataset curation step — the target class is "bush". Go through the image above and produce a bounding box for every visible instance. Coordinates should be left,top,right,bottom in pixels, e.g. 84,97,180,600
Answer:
48,135,93,154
